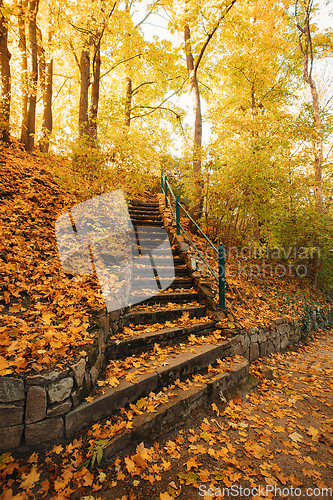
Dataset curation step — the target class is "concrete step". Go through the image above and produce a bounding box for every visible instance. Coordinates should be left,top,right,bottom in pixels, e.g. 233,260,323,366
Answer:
122,305,206,326
107,321,217,359
130,213,162,220
128,291,199,305
129,201,159,208
129,209,161,216
132,266,188,277
103,357,250,460
130,278,194,290
130,219,163,226
65,342,247,441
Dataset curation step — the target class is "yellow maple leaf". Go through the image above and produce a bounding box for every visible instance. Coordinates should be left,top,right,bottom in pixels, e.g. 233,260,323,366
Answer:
82,470,94,486
0,356,10,372
125,457,137,474
146,403,156,413
107,376,119,387
289,431,303,443
184,456,201,471
27,452,38,463
160,492,173,500
211,403,219,416
51,444,63,455
307,426,319,441
19,465,40,490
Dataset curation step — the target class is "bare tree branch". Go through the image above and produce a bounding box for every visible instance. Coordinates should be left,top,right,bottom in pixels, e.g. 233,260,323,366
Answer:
100,54,142,79
132,81,156,96
194,0,237,73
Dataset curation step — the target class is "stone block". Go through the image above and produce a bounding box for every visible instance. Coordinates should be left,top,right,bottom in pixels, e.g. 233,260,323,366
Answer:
48,377,73,404
71,358,86,388
179,242,189,252
25,417,64,446
249,343,260,362
0,424,24,449
0,377,24,403
233,343,242,355
241,335,250,353
260,341,268,358
84,371,91,393
249,327,260,336
47,398,72,417
272,336,280,351
258,330,267,343
110,310,120,322
267,340,276,355
277,324,290,335
26,369,69,386
250,332,259,343
25,386,47,424
90,366,99,386
280,335,289,350
0,402,24,428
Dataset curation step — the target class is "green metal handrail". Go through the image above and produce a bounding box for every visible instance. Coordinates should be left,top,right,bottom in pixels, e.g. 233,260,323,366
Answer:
161,173,225,309
178,202,218,253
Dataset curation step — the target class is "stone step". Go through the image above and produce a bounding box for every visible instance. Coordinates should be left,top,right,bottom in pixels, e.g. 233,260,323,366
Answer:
122,305,207,326
128,291,199,305
102,357,250,461
130,213,162,220
65,340,245,440
139,247,180,256
107,321,217,359
129,208,161,216
129,200,159,208
130,277,194,289
132,266,188,277
132,255,185,266
130,219,163,227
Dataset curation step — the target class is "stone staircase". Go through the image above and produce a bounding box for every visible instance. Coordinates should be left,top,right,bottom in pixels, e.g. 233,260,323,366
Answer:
65,198,250,458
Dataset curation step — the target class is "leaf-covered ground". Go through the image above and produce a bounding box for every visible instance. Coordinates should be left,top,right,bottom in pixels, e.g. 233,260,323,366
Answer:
0,142,115,376
1,328,333,499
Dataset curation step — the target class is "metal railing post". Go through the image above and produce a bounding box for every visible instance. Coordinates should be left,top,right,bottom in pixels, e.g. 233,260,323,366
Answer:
164,175,168,207
161,171,164,193
219,244,225,309
176,195,180,235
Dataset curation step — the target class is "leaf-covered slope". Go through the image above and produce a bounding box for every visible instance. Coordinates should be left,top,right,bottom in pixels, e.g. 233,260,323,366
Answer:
0,141,105,376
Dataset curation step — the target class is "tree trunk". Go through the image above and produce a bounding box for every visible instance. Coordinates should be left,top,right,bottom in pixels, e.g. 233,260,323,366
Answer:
89,40,100,148
37,28,53,153
18,0,28,147
296,0,323,213
26,0,39,154
0,0,11,143
184,24,203,223
309,79,323,213
125,76,132,127
79,49,90,141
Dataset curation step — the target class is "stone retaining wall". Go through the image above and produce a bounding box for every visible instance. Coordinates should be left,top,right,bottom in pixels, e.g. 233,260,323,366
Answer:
0,306,128,450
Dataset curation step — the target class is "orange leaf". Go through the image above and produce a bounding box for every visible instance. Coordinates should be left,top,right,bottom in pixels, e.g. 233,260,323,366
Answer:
19,465,40,491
